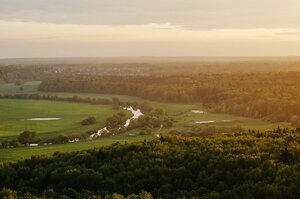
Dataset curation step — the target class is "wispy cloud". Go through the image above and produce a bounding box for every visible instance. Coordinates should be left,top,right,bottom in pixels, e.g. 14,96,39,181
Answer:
276,30,300,35
2,21,300,43
1,1,300,57
1,0,300,29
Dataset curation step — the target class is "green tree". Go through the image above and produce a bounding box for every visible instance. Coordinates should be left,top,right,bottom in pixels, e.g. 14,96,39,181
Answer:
56,134,69,144
1,140,10,148
18,131,39,144
0,188,15,199
9,139,20,147
81,117,97,125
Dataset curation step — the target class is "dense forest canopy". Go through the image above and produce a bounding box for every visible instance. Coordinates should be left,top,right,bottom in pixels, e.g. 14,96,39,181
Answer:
39,72,300,124
0,129,299,198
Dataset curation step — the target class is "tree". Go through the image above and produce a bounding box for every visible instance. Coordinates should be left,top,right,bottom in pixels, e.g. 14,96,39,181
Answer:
140,102,152,113
105,112,127,129
1,140,9,148
279,148,293,164
81,117,97,125
9,139,20,147
55,134,69,144
0,188,15,199
18,131,39,144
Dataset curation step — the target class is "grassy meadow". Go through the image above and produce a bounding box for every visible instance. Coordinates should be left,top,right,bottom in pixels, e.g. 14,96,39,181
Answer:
0,81,291,161
0,134,154,161
0,81,141,102
0,99,119,140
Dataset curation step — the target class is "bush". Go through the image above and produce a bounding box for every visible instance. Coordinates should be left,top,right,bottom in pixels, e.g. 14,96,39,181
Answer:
18,131,40,144
81,117,97,125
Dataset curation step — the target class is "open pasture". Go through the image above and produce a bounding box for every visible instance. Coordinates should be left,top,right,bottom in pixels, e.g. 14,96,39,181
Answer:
0,81,291,161
0,99,118,140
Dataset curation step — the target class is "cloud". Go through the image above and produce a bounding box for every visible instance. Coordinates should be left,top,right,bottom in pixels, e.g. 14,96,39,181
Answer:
2,20,300,44
1,0,300,29
276,30,300,35
1,20,300,58
1,1,300,57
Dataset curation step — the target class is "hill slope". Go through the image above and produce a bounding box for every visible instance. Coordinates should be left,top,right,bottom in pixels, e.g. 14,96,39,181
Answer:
0,128,299,198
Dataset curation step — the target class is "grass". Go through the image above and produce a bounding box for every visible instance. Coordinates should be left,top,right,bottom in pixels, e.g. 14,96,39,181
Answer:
171,111,290,132
0,81,291,161
0,81,40,93
0,134,154,161
0,99,119,140
0,81,141,102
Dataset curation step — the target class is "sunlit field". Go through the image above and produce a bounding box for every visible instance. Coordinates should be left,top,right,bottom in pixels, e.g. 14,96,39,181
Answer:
0,99,118,140
0,81,291,162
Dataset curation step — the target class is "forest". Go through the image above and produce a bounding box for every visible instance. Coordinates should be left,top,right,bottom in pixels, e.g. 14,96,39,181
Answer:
0,128,299,198
1,60,300,198
39,72,300,125
2,57,300,83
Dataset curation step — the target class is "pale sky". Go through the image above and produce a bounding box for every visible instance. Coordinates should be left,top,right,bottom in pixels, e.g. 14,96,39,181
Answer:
1,0,300,58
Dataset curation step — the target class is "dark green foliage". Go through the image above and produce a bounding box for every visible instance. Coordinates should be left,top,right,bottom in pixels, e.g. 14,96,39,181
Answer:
279,148,293,164
105,112,127,130
0,93,112,105
128,108,173,131
81,116,97,125
54,134,69,144
9,139,20,147
1,140,10,148
39,72,300,124
140,102,152,113
18,131,40,144
0,129,299,198
170,126,245,137
0,188,16,198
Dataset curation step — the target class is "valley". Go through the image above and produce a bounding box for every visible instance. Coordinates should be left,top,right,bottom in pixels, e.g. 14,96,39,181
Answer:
0,80,291,161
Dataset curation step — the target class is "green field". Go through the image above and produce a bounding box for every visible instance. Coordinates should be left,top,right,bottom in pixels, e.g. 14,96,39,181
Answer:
0,82,291,161
0,134,154,161
172,111,290,131
0,81,141,102
0,99,119,140
0,81,41,93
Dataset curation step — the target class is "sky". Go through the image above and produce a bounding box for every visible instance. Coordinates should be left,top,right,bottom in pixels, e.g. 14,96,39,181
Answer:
1,0,300,58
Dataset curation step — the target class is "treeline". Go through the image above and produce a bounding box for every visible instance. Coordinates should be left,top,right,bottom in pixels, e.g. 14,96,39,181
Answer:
0,62,149,83
2,57,300,83
1,130,86,148
0,65,56,83
169,126,245,137
0,93,112,105
0,128,299,198
39,73,300,124
0,189,153,199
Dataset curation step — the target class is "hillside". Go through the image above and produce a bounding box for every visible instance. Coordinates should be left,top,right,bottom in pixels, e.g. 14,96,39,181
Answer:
0,128,299,198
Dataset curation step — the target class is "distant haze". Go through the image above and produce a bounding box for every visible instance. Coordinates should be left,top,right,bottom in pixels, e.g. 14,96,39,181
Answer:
1,0,300,58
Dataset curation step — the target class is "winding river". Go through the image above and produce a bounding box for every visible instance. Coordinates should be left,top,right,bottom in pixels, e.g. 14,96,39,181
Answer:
89,107,143,139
